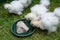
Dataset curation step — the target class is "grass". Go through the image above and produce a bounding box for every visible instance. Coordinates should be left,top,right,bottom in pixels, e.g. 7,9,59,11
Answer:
0,0,60,40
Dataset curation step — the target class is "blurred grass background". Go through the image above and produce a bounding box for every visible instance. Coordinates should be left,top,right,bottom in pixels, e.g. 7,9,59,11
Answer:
0,0,60,40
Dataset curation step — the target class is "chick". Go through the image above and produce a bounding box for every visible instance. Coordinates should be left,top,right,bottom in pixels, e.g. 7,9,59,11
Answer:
30,12,59,34
4,1,24,15
4,0,32,15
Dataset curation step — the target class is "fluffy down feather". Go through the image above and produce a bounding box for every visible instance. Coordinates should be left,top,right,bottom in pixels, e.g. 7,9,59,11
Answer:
25,12,39,20
14,0,32,7
30,4,49,16
40,0,50,7
4,1,24,15
30,12,59,34
41,12,59,33
54,7,60,20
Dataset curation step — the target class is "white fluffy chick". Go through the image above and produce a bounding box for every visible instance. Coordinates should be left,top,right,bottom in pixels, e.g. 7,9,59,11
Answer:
30,12,59,34
41,12,59,34
40,0,50,7
54,7,60,20
4,1,24,15
30,4,49,16
16,21,29,33
25,12,39,20
14,0,32,7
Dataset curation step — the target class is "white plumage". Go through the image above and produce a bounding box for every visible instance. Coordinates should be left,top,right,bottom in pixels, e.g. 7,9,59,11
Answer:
25,12,39,20
54,7,60,20
4,1,24,15
19,0,32,7
4,0,32,15
14,0,32,7
41,12,59,33
40,0,50,7
24,0,59,34
30,4,49,16
30,12,59,34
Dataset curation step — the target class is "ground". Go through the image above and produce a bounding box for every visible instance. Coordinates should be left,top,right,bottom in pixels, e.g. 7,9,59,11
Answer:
0,0,60,40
